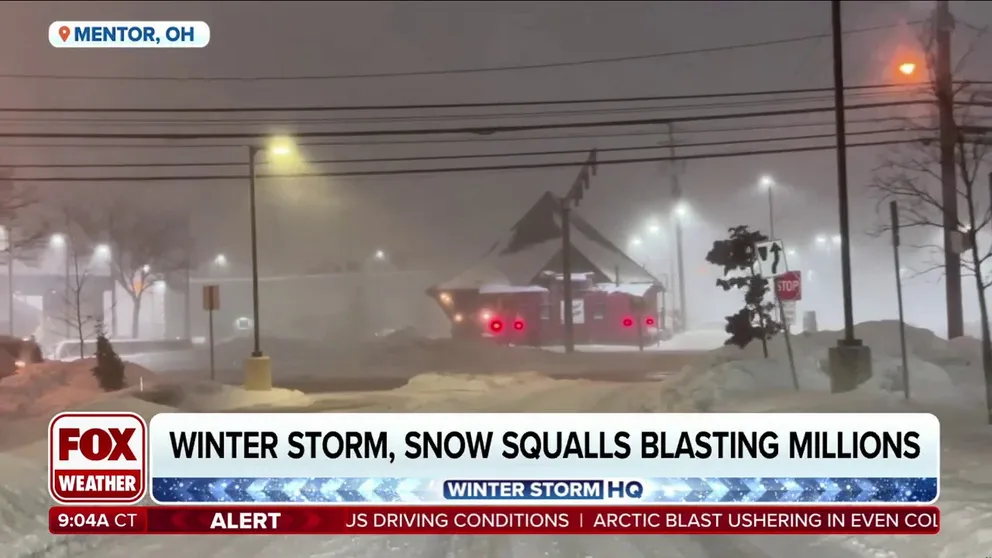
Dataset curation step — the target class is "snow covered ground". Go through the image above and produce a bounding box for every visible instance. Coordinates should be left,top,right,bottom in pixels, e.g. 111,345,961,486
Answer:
542,327,729,352
1,320,989,557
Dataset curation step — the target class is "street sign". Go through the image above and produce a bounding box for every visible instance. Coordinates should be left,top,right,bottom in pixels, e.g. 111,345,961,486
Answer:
202,285,220,311
755,240,788,277
201,285,220,381
775,270,802,301
782,301,797,325
560,299,585,324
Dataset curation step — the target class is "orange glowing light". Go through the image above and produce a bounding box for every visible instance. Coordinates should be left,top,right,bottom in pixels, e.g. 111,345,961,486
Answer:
898,62,916,76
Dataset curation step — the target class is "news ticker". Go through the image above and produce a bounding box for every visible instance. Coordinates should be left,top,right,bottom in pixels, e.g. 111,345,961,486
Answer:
49,412,941,505
49,505,940,535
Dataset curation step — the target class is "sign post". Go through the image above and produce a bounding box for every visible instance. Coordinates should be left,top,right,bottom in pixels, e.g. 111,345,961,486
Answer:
758,241,799,390
890,201,910,399
202,285,220,381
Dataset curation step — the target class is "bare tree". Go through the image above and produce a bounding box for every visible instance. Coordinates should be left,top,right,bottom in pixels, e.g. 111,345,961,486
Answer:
0,171,52,334
48,212,103,359
69,193,189,338
870,84,992,421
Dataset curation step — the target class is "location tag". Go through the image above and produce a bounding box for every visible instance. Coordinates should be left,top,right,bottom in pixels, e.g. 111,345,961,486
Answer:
58,26,70,42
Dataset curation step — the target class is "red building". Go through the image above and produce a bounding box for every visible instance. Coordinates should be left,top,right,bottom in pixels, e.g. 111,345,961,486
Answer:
428,192,666,347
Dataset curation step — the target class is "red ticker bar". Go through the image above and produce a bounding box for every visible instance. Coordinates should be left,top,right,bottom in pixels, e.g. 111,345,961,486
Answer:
49,505,940,535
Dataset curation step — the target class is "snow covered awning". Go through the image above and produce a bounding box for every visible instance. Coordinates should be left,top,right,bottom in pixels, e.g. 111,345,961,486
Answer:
479,284,548,294
594,282,656,297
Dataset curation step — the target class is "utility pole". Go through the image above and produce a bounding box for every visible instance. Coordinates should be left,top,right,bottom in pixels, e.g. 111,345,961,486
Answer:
766,185,775,239
559,150,597,353
184,217,192,339
560,198,574,353
827,0,872,392
936,0,963,339
6,234,12,335
667,124,688,332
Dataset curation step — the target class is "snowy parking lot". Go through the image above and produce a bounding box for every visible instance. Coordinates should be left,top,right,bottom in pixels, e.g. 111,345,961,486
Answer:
2,321,990,558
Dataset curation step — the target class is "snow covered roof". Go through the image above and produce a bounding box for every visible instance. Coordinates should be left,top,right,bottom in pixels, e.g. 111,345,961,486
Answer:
478,284,549,294
595,282,656,297
436,191,660,291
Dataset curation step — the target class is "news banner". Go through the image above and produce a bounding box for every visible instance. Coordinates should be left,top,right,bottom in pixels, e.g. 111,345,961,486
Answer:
47,412,941,536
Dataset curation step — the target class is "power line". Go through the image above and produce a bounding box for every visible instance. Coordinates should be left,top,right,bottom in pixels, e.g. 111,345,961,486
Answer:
0,100,931,140
0,115,956,150
0,128,924,170
0,83,928,114
8,139,919,182
0,21,922,82
0,89,922,127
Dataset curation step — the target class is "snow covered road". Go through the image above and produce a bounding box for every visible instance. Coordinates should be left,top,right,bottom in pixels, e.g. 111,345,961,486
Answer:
64,532,870,558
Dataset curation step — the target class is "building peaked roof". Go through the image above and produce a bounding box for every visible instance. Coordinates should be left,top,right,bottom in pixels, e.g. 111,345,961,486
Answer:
437,191,658,290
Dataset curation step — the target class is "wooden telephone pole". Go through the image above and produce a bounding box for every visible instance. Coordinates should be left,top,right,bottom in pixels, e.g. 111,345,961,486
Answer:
560,150,597,353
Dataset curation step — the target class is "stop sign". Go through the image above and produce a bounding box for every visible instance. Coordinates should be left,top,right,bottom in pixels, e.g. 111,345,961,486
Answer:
775,270,802,301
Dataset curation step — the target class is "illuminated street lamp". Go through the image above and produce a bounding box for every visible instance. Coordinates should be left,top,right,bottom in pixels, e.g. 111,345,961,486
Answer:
374,249,386,261
94,244,111,259
673,201,688,219
898,62,916,76
647,222,661,235
629,236,643,248
213,253,227,266
50,233,65,248
758,175,777,237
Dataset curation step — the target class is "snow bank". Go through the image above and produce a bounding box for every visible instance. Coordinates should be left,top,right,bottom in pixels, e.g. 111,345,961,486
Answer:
399,372,553,393
0,359,158,420
132,380,312,411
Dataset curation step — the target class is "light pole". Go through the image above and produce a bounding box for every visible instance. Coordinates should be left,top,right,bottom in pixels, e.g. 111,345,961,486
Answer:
49,233,69,338
244,140,294,389
829,0,871,391
94,243,113,336
247,145,262,358
760,175,775,238
673,202,688,332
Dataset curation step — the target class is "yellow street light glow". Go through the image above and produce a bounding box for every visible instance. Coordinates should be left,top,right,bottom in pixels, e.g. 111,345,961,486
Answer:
898,62,916,76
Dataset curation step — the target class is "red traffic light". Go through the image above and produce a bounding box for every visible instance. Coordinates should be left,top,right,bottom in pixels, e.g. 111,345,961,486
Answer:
645,317,656,326
622,317,634,328
489,319,504,332
513,319,525,331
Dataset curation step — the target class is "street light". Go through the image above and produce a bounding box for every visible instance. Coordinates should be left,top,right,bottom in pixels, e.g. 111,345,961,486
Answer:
246,139,296,362
50,233,65,248
815,235,827,245
94,244,110,259
213,253,227,266
831,234,842,245
673,202,688,219
898,62,916,76
629,236,642,248
374,249,386,261
759,175,776,238
647,222,661,235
